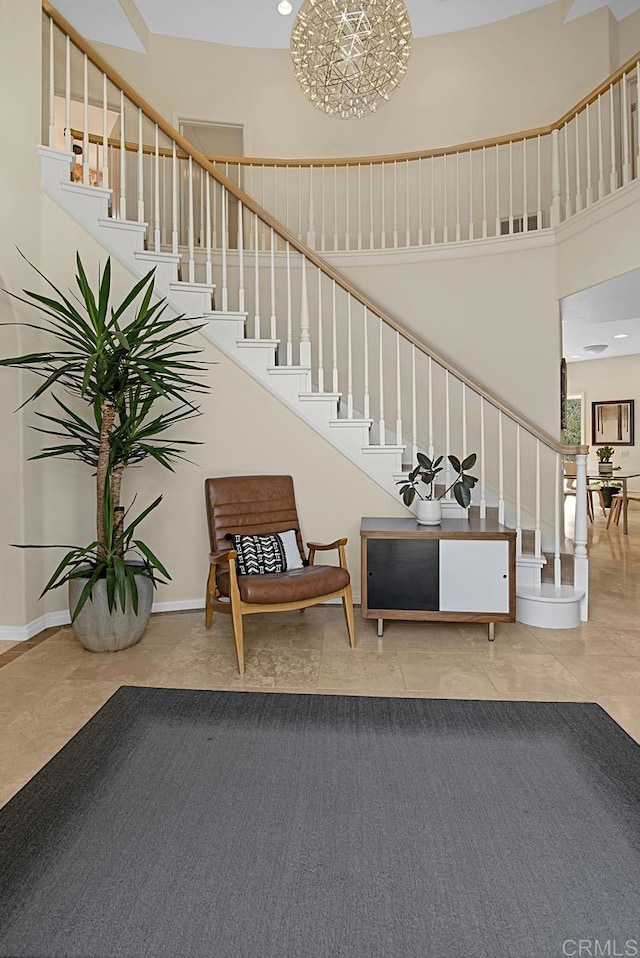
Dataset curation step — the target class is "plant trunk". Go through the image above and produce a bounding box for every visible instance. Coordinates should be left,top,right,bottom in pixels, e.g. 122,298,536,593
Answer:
110,463,125,558
96,402,116,556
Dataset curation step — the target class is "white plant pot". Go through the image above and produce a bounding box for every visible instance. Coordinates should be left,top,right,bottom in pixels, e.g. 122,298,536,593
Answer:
416,498,442,525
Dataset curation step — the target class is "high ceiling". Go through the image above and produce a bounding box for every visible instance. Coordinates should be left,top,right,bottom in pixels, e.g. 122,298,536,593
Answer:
53,0,640,53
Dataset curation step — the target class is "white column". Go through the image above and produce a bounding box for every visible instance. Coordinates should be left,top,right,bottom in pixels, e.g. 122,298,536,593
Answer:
550,129,561,227
574,452,590,620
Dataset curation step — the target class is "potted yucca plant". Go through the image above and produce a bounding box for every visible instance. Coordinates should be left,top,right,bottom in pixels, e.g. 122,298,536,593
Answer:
0,253,207,651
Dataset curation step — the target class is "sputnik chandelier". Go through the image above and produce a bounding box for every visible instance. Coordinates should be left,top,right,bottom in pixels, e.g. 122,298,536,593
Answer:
290,0,413,120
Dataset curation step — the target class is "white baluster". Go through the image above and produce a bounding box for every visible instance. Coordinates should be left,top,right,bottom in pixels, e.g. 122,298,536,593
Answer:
428,357,434,461
522,138,528,232
136,108,144,222
379,317,386,446
430,156,435,245
171,141,178,255
574,452,589,620
418,157,424,247
300,255,311,368
482,146,487,238
270,228,277,340
381,164,386,248
363,304,370,420
82,55,89,185
345,165,350,251
321,165,326,251
462,383,467,457
535,440,541,558
498,412,505,525
286,242,292,366
443,154,448,243
554,452,562,587
480,398,486,520
199,168,205,250
597,94,606,200
563,124,572,219
220,185,228,310
575,114,583,213
187,156,195,282
468,150,474,240
495,144,501,236
411,345,417,462
396,331,402,445
622,73,632,184
610,82,618,192
551,128,562,226
317,271,324,393
405,159,411,247
307,166,316,248
333,166,338,250
393,160,399,248
369,163,374,250
205,175,213,287
516,426,522,553
48,18,55,147
585,102,594,206
536,135,542,229
298,165,303,240
237,200,244,311
153,125,160,251
508,141,514,233
357,164,363,250
212,173,217,249
455,152,461,242
445,371,451,488
254,213,260,338
161,154,168,245
347,296,353,419
102,74,109,193
119,91,126,219
64,35,71,153
332,281,338,393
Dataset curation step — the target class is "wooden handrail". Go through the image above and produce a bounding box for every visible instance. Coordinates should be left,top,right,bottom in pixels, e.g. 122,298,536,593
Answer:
44,0,586,457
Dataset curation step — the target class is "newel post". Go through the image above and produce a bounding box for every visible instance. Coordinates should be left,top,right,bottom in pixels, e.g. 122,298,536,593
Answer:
574,451,589,621
550,129,562,227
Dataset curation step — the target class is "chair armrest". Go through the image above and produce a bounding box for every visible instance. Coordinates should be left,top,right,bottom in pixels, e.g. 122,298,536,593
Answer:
306,538,347,551
307,538,348,570
209,549,237,566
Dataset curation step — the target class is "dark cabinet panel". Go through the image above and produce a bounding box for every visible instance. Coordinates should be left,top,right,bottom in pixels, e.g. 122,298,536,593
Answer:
367,539,439,611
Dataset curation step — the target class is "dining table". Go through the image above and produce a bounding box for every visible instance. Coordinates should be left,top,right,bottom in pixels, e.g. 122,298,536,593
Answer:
587,473,640,535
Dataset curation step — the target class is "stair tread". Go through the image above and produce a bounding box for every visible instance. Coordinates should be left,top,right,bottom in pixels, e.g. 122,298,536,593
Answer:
517,584,585,601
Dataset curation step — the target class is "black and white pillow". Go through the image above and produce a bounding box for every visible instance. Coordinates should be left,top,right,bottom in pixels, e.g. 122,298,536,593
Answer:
227,530,303,576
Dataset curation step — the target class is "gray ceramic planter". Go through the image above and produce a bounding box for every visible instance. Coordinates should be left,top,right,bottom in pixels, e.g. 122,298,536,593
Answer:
68,571,153,652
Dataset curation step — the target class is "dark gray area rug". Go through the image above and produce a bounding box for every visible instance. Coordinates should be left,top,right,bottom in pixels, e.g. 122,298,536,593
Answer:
1,689,640,958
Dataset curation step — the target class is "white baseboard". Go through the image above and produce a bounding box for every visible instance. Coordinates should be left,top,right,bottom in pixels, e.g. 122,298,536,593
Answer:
0,592,361,642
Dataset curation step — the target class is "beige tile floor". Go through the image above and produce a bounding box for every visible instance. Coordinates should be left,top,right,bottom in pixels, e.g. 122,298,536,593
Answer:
2,502,640,807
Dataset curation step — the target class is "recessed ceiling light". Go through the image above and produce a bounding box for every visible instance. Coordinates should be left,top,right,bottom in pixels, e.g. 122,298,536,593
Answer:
583,344,608,354
614,333,629,339
571,354,581,359
277,0,293,14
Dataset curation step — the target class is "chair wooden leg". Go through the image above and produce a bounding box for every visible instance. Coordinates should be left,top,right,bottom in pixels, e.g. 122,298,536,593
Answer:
587,491,594,522
205,568,215,629
342,583,356,648
607,497,621,529
230,600,245,674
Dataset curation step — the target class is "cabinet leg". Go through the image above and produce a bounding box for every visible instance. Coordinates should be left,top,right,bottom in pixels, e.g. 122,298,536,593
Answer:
488,622,495,642
377,618,384,638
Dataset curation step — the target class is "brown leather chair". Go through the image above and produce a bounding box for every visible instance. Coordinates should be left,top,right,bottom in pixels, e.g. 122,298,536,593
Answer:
204,475,356,673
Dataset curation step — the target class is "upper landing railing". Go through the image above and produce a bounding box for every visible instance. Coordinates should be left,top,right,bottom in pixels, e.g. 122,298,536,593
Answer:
202,55,640,253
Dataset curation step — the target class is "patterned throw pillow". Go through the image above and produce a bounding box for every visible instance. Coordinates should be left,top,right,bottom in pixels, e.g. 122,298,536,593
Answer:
228,530,303,576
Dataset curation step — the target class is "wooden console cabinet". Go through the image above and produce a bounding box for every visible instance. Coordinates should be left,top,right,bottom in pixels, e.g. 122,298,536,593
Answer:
360,517,516,639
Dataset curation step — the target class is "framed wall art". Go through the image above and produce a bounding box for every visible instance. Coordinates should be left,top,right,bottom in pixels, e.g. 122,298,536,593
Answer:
591,399,634,446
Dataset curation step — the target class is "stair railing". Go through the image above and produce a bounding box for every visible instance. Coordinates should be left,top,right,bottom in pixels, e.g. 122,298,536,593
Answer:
41,1,589,614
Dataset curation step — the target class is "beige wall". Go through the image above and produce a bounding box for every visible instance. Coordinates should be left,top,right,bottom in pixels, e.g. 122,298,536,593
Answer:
334,243,562,438
95,2,614,160
567,355,640,483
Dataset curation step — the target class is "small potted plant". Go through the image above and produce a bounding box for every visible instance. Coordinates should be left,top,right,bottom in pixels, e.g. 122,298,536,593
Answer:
396,453,478,525
597,446,615,476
